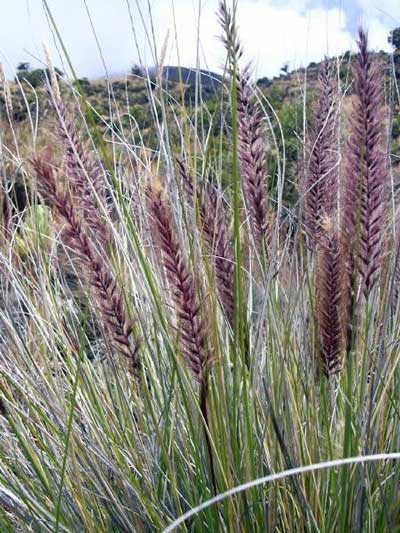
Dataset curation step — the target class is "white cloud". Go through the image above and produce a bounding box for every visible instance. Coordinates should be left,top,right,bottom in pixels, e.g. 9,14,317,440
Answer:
235,3,351,76
0,0,396,81
355,0,400,21
0,0,136,78
366,21,393,52
351,0,400,48
149,0,352,78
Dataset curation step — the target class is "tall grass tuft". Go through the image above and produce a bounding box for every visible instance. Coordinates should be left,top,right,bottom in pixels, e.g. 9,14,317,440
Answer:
0,4,399,532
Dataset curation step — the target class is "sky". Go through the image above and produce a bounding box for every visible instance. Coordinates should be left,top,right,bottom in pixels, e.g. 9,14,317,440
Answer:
1,0,400,80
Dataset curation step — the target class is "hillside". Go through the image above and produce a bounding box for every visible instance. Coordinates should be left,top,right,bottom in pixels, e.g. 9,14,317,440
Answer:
1,51,400,201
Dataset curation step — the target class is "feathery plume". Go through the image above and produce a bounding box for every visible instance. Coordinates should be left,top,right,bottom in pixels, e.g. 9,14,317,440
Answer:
218,1,273,249
317,218,343,376
53,99,111,248
147,181,211,382
237,65,273,248
217,1,243,65
147,180,216,488
342,28,388,297
200,184,235,326
176,158,235,327
304,60,338,247
31,157,140,372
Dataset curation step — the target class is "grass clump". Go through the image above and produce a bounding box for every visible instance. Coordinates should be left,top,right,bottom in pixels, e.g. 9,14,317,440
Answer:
0,3,399,532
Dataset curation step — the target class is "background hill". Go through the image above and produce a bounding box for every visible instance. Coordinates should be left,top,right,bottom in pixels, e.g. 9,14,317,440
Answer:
2,45,400,206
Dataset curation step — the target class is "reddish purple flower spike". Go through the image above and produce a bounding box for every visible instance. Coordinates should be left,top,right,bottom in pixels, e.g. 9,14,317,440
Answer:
31,157,141,373
147,182,211,382
237,65,273,248
304,59,338,248
342,28,388,297
55,99,111,248
200,184,235,327
317,218,343,376
218,0,273,249
176,158,235,328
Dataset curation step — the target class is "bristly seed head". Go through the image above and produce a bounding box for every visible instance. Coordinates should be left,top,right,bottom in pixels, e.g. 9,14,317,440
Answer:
147,182,211,382
342,28,388,298
317,218,344,377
